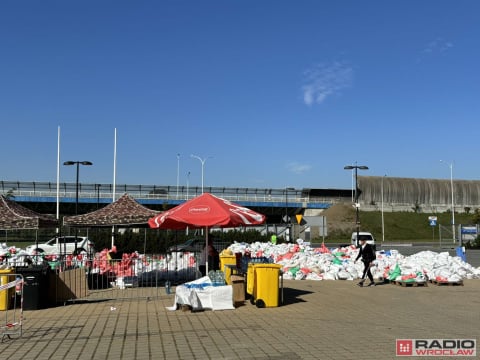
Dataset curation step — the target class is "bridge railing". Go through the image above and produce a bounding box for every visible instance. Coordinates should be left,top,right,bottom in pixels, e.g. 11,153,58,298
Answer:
0,180,338,207
6,190,337,205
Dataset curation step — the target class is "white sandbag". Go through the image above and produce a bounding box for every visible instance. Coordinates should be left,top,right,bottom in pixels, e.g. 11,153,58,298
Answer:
448,274,462,283
323,272,337,280
305,272,323,280
337,269,351,280
295,271,306,280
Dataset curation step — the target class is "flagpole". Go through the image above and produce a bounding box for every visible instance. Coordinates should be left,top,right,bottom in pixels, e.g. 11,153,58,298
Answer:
113,128,117,202
56,126,61,233
112,128,117,248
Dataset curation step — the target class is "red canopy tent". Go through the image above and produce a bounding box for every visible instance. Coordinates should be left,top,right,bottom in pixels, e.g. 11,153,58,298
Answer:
148,192,266,273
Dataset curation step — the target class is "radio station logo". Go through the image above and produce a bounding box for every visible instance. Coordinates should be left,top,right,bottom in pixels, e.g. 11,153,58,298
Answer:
396,339,476,357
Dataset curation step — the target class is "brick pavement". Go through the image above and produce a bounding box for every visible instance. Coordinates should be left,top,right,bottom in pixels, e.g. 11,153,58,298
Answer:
1,279,479,360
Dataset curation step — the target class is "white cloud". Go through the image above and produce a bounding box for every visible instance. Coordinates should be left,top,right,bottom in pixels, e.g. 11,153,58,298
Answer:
302,61,353,106
422,37,454,55
286,161,312,174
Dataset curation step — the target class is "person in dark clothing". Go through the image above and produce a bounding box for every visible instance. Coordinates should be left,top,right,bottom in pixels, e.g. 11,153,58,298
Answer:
199,237,219,276
355,238,376,287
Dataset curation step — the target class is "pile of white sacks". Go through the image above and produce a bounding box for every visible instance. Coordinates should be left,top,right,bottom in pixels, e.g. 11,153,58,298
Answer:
0,243,33,267
226,240,480,283
3,241,480,283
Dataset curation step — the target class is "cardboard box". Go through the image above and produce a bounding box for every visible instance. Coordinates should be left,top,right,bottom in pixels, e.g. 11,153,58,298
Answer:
230,274,245,305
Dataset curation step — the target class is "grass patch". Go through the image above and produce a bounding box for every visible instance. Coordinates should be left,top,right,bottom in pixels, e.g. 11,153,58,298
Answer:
324,210,474,242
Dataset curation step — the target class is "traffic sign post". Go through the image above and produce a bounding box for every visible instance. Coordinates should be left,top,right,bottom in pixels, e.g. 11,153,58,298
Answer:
428,216,437,242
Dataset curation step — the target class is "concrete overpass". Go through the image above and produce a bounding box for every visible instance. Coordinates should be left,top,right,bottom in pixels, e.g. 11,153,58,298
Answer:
0,180,345,218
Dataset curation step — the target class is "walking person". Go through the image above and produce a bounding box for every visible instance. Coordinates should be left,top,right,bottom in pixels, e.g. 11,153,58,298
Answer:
355,237,376,287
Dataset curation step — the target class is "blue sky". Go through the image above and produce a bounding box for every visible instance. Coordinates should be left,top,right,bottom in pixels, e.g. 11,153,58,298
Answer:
1,1,479,190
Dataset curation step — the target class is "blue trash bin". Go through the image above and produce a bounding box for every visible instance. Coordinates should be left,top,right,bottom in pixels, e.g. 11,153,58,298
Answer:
456,247,466,262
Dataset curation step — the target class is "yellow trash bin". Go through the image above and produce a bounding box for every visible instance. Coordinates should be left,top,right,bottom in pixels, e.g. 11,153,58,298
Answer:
219,255,236,284
0,268,14,311
251,264,282,308
246,263,255,296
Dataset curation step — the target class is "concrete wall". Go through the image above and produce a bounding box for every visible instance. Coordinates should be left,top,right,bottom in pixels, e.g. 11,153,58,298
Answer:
356,176,480,213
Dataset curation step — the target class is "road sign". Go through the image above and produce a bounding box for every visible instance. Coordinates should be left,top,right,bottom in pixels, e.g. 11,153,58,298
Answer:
428,216,437,226
461,226,477,235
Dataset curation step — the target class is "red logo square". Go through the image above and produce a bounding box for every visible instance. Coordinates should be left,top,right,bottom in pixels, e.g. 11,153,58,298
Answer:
396,339,413,356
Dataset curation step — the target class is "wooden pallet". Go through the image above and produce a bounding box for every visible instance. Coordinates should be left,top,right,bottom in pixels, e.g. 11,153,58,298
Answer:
429,279,464,286
391,280,428,287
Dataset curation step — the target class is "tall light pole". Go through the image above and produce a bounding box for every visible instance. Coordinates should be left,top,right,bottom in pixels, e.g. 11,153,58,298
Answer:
176,153,180,199
284,187,294,242
344,163,369,246
441,160,455,243
381,174,386,243
351,164,355,202
190,154,211,193
64,160,93,253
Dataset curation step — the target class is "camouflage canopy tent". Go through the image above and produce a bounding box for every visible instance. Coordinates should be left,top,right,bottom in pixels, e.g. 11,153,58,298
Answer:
0,195,57,230
63,193,160,227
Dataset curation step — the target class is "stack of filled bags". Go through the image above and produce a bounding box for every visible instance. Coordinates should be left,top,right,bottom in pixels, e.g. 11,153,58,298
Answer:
226,240,480,282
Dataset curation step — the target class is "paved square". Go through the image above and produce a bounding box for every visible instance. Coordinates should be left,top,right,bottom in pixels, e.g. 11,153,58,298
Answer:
2,279,479,359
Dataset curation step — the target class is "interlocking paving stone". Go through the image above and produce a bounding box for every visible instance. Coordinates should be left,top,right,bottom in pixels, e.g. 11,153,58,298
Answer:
1,279,479,359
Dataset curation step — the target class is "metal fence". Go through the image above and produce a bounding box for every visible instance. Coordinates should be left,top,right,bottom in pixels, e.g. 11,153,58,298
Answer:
1,273,23,342
2,250,204,306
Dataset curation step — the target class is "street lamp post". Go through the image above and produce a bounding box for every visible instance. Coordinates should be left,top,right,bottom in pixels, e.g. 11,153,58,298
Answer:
176,153,180,199
64,161,93,253
381,174,386,243
285,187,294,242
285,189,288,223
186,171,191,235
441,160,455,243
190,154,211,193
344,163,369,246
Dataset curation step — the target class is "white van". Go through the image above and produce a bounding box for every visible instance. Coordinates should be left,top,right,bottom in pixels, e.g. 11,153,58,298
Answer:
351,232,376,248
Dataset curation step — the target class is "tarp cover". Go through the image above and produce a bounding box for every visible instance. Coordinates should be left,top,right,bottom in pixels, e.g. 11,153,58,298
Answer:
0,195,58,229
63,193,160,227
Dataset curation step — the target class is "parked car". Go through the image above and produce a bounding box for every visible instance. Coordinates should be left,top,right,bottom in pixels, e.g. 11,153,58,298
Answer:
26,236,95,255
